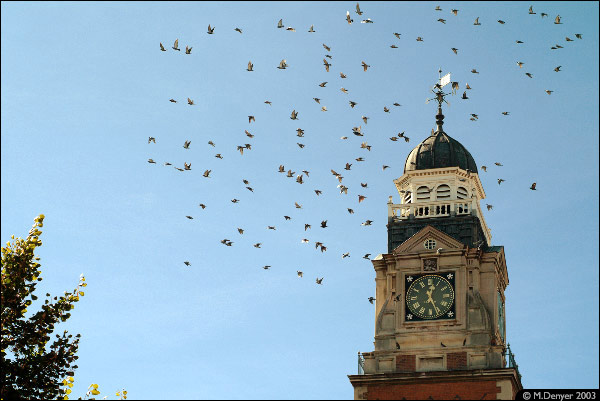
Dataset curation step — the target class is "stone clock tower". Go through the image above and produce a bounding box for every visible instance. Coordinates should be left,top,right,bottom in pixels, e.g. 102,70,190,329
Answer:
348,75,522,400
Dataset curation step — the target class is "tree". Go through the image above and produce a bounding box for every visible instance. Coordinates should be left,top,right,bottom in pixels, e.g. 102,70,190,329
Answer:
1,214,86,399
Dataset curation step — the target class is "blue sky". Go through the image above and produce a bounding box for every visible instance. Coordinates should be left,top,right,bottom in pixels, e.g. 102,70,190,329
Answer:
1,1,598,399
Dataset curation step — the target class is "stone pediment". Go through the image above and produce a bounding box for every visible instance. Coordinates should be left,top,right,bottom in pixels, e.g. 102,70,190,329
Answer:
392,225,464,255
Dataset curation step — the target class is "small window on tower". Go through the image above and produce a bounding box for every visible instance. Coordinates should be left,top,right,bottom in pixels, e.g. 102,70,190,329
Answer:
424,239,436,250
403,191,412,204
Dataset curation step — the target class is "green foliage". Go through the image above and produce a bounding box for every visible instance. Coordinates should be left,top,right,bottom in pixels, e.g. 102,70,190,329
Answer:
1,215,85,399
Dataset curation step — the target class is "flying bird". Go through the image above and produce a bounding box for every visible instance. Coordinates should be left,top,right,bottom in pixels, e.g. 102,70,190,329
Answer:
203,170,211,178
254,243,262,248
497,178,505,185
308,25,315,33
169,98,177,103
451,9,458,15
297,271,303,277
495,162,503,166
517,61,524,68
363,254,371,259
416,36,424,41
358,195,367,203
451,47,458,54
481,166,487,172
186,216,193,220
199,203,206,209
316,277,323,285
231,199,240,203
361,18,373,23
525,72,533,78
185,45,192,54
575,34,582,39
277,19,283,28
183,140,191,149
382,165,390,170
502,112,510,115
394,32,401,39
471,69,479,73
277,59,288,69
529,5,536,14
314,189,322,196
362,116,369,124
247,61,253,71
384,106,390,112
368,297,375,304
187,98,194,105
361,61,370,71
340,72,347,78
438,19,446,24
148,137,155,144
486,204,493,211
541,13,548,18
148,159,156,164
530,182,537,190
435,5,442,11
545,90,553,95
295,202,302,209
321,106,327,112
208,140,215,147
323,43,331,51
184,261,191,266
342,252,350,258
361,220,373,226
286,26,296,32
159,42,166,51
319,82,327,87
462,92,469,100
235,27,242,34
340,87,348,93
474,17,481,25
498,20,505,24
347,208,354,214
290,110,298,120
237,228,244,234
554,15,562,24
554,66,562,72
346,11,353,24
321,220,328,228
356,2,363,15
172,39,180,51
207,24,215,34
323,59,331,72
516,40,524,44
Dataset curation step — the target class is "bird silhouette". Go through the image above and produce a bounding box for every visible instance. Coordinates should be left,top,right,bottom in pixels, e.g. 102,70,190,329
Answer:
554,15,562,24
530,182,537,190
172,39,180,51
184,261,191,266
368,297,376,304
346,11,353,24
207,24,215,34
247,61,254,72
308,25,315,33
235,27,242,34
290,110,298,120
474,17,481,25
498,178,505,185
160,42,167,51
185,45,192,54
277,59,288,69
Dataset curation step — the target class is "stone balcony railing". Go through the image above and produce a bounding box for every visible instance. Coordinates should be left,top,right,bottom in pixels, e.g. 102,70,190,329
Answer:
388,199,492,245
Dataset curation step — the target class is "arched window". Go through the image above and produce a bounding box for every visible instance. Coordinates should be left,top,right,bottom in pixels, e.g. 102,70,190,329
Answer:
403,191,412,204
436,184,451,200
457,186,468,199
416,186,431,201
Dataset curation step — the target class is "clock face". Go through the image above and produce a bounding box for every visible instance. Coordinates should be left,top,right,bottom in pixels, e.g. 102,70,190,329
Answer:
405,273,455,321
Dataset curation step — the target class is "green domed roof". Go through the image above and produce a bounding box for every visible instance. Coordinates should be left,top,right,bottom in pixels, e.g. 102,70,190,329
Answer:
404,130,478,174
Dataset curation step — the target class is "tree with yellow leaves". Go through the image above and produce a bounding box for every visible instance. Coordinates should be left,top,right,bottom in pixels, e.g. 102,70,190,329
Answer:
1,215,86,399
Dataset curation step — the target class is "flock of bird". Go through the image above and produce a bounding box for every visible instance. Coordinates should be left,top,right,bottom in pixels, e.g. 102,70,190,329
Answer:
147,4,581,296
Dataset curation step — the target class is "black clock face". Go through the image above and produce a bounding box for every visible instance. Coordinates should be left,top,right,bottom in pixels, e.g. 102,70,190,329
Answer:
405,273,455,321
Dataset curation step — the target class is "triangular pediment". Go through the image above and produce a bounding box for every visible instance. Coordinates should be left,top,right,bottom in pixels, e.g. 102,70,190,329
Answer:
392,225,465,255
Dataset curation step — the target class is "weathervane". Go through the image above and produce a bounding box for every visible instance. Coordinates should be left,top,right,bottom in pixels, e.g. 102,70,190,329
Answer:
426,68,454,133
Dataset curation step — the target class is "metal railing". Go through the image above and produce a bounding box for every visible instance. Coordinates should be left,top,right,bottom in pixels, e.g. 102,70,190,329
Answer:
506,343,522,381
357,352,365,375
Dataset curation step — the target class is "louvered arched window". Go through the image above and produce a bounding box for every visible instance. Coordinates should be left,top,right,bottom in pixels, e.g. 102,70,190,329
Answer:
436,184,451,200
416,186,431,201
403,191,412,204
457,186,468,199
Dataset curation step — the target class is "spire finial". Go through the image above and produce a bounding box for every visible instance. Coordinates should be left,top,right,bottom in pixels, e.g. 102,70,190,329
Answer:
427,69,452,133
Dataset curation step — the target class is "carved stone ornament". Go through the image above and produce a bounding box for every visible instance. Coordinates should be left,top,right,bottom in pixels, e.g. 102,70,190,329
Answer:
423,258,438,271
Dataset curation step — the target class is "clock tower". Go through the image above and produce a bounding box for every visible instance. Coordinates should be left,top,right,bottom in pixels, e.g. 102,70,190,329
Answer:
348,74,523,400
